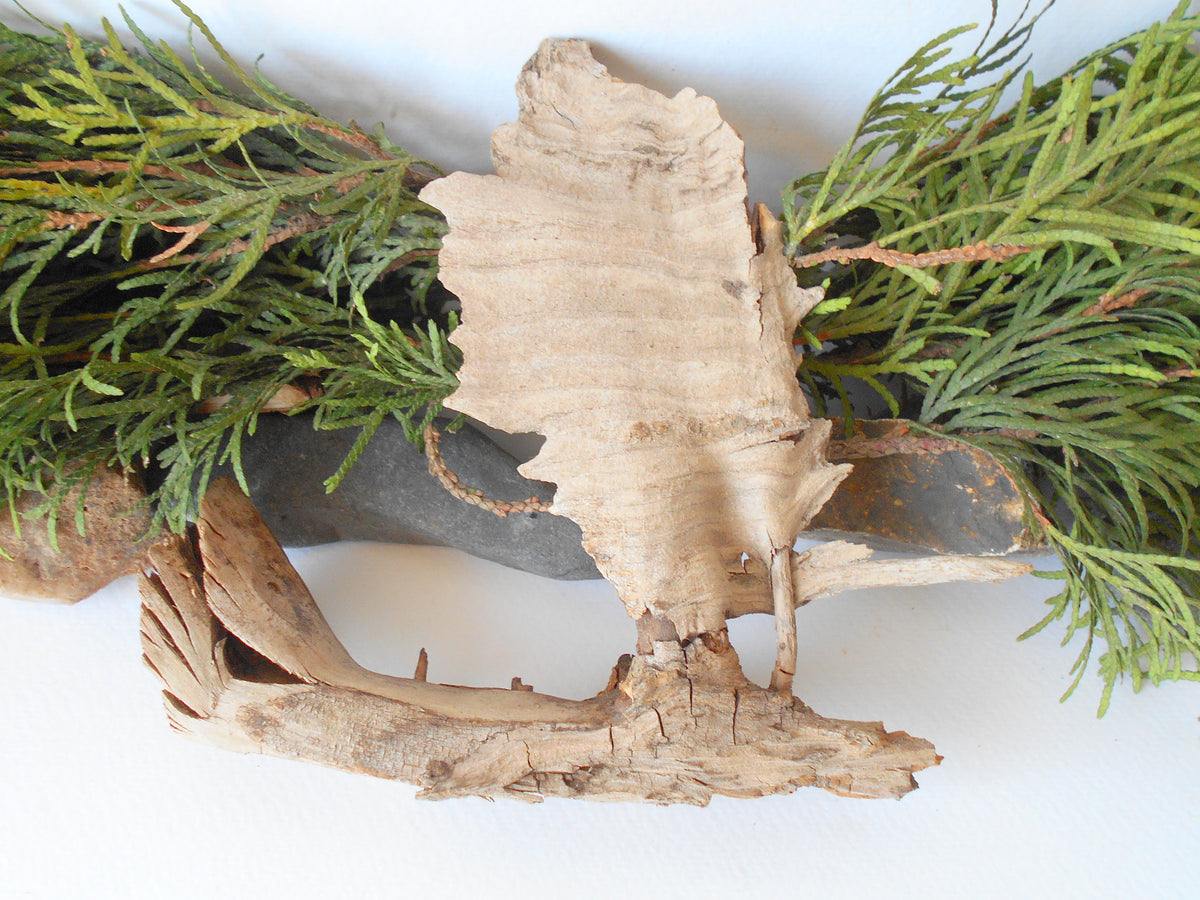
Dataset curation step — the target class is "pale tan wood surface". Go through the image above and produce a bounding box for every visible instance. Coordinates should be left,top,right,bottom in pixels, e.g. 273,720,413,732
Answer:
135,40,1031,804
141,479,944,803
422,40,848,642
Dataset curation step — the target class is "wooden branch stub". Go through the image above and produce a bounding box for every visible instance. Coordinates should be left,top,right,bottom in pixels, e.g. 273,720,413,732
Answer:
0,466,165,603
767,546,797,695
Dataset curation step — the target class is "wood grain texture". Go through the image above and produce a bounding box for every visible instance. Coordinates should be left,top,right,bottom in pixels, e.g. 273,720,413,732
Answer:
0,466,165,603
139,479,940,804
134,42,1034,803
421,40,847,639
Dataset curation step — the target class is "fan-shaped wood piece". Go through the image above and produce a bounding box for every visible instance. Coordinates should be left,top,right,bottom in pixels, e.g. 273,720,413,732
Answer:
422,40,849,645
140,479,947,803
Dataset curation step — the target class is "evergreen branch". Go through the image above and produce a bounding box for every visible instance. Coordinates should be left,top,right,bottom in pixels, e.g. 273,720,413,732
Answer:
787,0,1200,707
0,1,448,534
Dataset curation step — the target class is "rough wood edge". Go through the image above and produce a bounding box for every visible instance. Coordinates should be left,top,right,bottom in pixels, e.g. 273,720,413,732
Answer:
140,479,944,804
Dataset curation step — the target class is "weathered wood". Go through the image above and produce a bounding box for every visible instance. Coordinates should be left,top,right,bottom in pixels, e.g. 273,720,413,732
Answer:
767,546,798,694
0,466,165,603
140,479,942,803
422,40,849,646
133,41,1036,803
723,540,1033,620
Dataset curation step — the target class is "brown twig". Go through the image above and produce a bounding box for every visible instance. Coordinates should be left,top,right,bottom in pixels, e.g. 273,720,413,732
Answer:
826,434,970,459
1161,366,1198,381
826,425,1040,460
156,211,334,270
10,149,425,207
147,221,212,263
40,211,105,231
791,239,1033,270
382,248,439,274
423,423,553,517
301,121,392,160
1034,288,1156,340
1081,288,1152,317
295,121,435,188
0,159,200,181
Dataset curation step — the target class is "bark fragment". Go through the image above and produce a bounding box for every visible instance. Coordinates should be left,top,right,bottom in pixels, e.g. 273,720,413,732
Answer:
421,39,847,645
0,466,164,603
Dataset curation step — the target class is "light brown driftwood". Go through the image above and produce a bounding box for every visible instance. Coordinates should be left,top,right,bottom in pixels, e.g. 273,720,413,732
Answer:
421,40,850,690
140,479,943,803
0,466,165,603
421,38,1027,693
139,40,1033,803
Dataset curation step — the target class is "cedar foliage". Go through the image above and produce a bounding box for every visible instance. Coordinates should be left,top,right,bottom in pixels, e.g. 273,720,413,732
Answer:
786,0,1200,709
0,1,1197,707
0,1,454,540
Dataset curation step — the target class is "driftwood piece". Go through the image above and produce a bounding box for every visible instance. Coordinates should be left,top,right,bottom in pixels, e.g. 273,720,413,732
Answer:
140,479,944,803
0,466,165,603
133,42,1034,803
421,37,1029,676
422,40,849,659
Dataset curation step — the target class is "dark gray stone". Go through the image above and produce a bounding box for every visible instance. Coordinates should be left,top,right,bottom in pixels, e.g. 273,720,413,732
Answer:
211,414,1036,584
215,414,601,580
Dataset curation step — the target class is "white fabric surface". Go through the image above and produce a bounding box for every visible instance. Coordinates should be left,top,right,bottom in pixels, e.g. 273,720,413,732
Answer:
1,1,1196,896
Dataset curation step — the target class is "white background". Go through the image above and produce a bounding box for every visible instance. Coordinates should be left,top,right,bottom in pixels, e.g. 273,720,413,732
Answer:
1,1,1197,897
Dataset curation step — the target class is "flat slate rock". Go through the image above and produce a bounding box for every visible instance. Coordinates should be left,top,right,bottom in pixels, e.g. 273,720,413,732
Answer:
812,419,1037,556
1,415,1037,602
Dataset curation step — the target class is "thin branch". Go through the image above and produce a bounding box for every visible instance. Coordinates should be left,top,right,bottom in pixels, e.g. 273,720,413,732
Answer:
40,211,105,231
294,121,436,186
827,426,1041,460
423,423,553,517
914,111,1013,166
793,555,1033,607
827,432,970,460
157,211,334,269
1162,366,1198,381
0,159,201,180
791,239,1032,270
1081,288,1152,317
767,547,797,696
382,247,439,274
147,220,211,263
301,121,393,160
